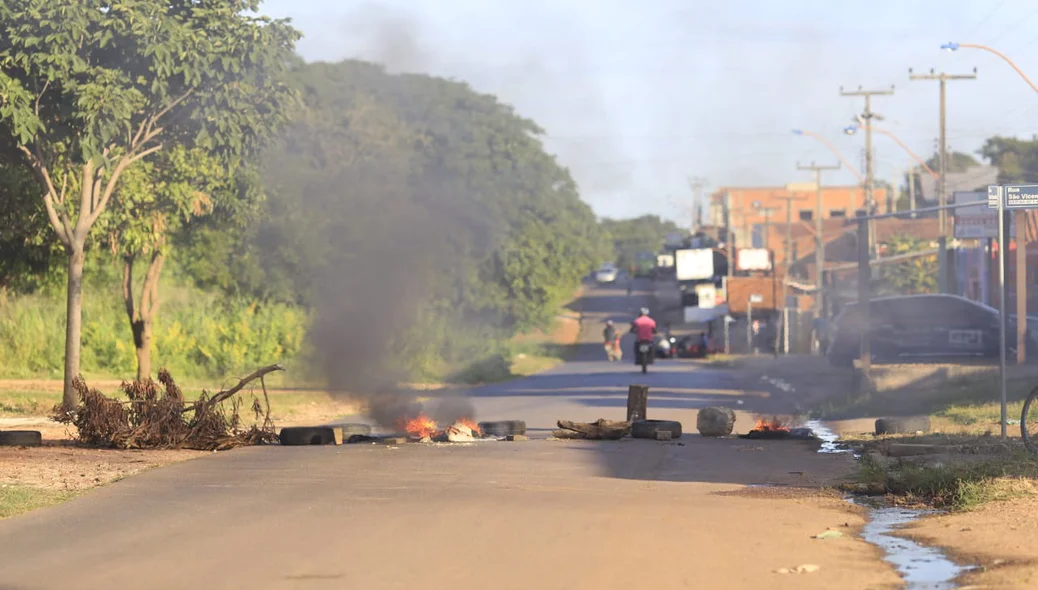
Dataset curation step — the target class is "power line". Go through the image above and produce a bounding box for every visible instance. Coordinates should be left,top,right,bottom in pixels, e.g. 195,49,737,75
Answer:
908,67,978,257
961,0,1008,42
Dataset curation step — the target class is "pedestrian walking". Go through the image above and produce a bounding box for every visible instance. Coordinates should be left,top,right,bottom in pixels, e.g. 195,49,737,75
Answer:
603,320,622,361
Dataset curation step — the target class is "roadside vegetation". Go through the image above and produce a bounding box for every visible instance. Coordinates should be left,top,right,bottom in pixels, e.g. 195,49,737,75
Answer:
802,363,1038,511
0,2,625,418
0,486,76,519
845,434,1038,511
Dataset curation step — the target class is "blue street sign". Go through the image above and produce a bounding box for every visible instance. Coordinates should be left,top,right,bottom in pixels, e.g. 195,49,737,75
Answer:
1004,184,1038,209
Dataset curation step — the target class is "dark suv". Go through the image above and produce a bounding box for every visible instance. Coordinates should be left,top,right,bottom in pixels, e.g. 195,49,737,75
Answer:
826,294,1024,367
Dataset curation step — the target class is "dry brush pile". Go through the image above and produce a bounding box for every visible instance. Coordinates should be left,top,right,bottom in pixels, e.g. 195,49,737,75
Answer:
52,365,284,451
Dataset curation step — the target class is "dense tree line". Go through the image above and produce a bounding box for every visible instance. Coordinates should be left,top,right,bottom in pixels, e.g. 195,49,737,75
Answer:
599,215,681,271
0,4,610,389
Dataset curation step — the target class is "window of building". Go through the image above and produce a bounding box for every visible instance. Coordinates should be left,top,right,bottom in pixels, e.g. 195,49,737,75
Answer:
829,209,846,218
799,210,813,221
752,224,764,248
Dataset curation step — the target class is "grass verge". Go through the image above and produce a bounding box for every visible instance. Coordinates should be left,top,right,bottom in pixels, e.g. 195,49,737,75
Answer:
0,486,77,519
842,434,1038,510
812,365,1038,424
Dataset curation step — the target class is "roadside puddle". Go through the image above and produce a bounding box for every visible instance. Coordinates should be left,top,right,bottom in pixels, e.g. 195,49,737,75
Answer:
802,421,969,588
802,419,847,454
856,502,971,589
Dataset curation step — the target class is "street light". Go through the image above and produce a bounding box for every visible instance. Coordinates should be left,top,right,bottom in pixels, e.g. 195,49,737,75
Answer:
791,129,864,184
843,124,938,179
942,42,1038,93
943,40,1037,440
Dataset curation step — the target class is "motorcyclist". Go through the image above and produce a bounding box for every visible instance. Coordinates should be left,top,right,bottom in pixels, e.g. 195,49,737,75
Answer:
629,307,657,362
603,320,621,361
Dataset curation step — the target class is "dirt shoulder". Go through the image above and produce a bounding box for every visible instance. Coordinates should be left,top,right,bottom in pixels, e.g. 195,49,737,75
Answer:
0,384,361,520
0,441,205,519
900,496,1038,589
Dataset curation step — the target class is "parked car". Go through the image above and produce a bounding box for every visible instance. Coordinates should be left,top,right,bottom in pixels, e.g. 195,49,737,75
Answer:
595,264,618,283
826,294,1027,367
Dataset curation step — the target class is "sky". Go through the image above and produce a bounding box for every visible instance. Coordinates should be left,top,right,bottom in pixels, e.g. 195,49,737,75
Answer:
259,0,1038,224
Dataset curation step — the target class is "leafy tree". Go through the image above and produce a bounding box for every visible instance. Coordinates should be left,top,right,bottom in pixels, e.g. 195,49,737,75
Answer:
600,215,681,270
0,0,299,405
235,60,608,382
980,136,1038,184
98,147,260,380
874,234,937,296
924,150,981,175
0,163,53,291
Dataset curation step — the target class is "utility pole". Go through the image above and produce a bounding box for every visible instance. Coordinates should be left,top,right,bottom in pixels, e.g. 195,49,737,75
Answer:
756,206,776,251
797,162,840,329
909,67,977,293
688,176,708,232
907,166,917,217
775,195,808,354
755,205,777,355
841,85,894,258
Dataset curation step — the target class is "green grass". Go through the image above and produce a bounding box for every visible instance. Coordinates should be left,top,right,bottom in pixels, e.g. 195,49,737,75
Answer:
853,449,1038,510
0,381,360,422
0,389,55,416
811,367,1038,423
0,486,77,519
0,279,309,382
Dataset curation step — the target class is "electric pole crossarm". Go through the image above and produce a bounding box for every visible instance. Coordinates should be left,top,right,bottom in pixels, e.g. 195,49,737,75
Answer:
908,68,977,294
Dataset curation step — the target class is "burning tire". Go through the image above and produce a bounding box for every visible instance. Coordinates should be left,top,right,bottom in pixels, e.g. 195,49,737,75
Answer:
874,416,930,435
478,420,526,437
631,419,682,440
279,426,337,446
0,430,42,447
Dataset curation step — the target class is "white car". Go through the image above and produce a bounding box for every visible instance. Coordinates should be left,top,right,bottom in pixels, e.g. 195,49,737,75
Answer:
595,266,618,283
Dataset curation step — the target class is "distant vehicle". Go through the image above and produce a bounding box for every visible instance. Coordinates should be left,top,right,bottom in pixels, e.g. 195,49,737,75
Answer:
595,264,618,283
826,294,1028,367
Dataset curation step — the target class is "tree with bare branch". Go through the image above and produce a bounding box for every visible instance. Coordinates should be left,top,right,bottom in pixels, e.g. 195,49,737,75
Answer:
0,0,299,405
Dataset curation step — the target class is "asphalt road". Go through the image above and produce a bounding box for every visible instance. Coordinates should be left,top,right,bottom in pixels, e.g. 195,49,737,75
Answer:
0,281,900,590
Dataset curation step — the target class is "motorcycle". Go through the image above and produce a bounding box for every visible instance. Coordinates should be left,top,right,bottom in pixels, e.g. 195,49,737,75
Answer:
635,339,655,373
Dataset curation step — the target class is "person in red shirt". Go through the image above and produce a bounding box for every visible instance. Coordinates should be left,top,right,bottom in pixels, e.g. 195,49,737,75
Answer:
629,307,657,360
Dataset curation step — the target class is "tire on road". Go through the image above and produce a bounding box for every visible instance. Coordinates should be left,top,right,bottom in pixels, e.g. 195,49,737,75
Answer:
478,420,526,437
279,426,337,446
631,419,682,440
322,423,372,438
0,430,42,447
874,416,931,435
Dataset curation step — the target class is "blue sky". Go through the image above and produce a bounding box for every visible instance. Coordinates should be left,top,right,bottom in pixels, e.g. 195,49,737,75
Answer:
259,0,1038,223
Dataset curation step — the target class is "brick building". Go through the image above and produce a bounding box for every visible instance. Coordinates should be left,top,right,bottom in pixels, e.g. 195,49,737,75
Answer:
708,183,890,258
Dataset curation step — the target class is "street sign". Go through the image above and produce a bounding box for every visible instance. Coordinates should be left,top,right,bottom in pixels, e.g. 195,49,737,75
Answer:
749,293,763,304
988,185,1002,208
1004,184,1038,209
955,191,1015,239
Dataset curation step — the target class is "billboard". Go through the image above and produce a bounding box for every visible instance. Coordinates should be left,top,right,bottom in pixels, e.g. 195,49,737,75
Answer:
656,253,675,268
954,191,1016,239
736,248,772,271
675,248,714,281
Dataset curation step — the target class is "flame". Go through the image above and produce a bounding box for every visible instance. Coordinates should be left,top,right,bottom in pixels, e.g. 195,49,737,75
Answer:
401,413,439,438
753,417,790,432
457,417,482,437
